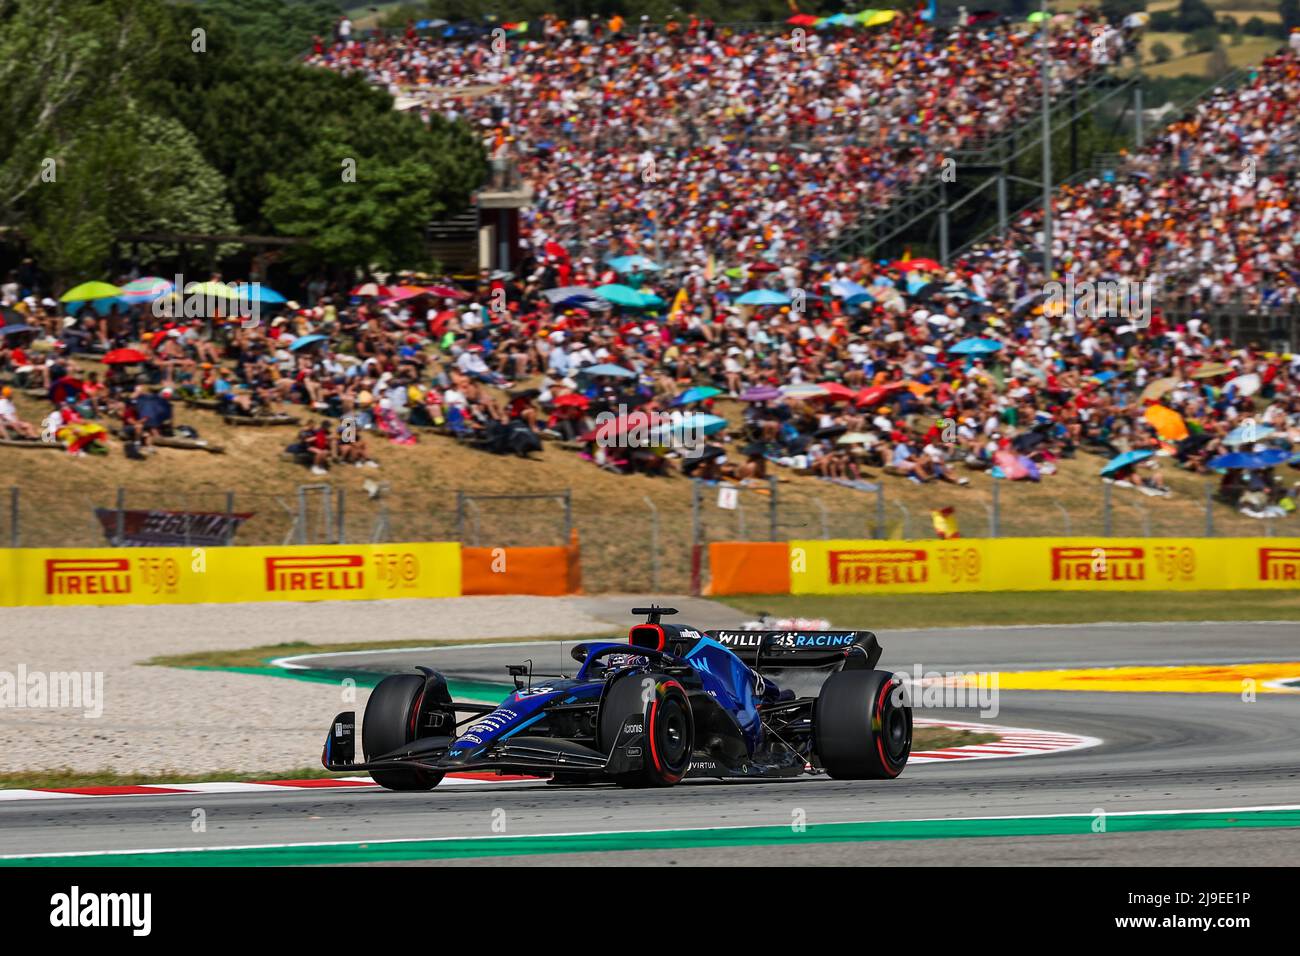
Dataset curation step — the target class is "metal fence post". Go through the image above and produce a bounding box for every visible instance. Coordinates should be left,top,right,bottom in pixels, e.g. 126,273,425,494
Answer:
296,486,308,544
9,486,17,548
563,489,572,541
455,491,466,542
115,487,125,545
875,484,885,540
991,481,1001,538
1205,484,1214,537
224,491,235,545
767,476,778,541
336,486,346,544
1103,482,1113,536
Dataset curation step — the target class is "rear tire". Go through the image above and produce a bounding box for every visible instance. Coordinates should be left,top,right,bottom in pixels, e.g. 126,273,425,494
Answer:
814,669,911,780
362,674,444,791
598,675,694,788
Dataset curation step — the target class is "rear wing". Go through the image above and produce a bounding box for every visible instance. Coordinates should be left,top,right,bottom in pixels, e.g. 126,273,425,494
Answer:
706,630,882,671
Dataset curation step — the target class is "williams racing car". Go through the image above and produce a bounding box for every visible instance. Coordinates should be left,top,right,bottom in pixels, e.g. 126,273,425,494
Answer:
322,605,912,789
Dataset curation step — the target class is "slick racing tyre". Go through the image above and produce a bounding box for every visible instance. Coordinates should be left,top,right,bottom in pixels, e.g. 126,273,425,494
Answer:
362,674,445,791
599,674,694,788
814,669,911,780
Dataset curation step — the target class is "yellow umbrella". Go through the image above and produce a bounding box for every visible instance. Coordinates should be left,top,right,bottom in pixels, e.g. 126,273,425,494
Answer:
184,281,240,299
865,10,896,27
1144,404,1188,442
59,281,123,303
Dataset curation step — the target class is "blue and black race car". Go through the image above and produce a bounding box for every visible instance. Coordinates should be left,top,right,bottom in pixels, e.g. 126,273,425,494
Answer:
322,605,912,789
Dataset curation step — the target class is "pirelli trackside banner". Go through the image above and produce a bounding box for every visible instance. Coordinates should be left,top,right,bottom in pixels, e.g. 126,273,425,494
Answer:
0,543,461,607
777,538,1300,595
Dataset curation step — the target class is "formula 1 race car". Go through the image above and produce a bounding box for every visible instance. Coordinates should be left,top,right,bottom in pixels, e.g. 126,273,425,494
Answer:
322,605,912,789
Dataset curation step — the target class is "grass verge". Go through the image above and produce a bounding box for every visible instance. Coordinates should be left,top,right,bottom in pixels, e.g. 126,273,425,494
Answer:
143,635,585,671
718,590,1300,629
0,727,987,790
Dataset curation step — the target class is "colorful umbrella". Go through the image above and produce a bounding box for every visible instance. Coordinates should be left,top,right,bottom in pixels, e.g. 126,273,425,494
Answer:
551,393,589,410
350,283,394,298
781,383,829,400
102,348,150,365
1224,423,1276,446
119,277,174,302
739,385,782,402
736,289,791,306
890,257,940,272
864,10,896,26
595,284,650,308
234,283,286,304
578,362,635,378
949,337,1003,356
1101,449,1154,476
59,281,123,303
606,255,661,273
1143,405,1187,442
289,334,328,352
1190,362,1230,380
674,386,723,405
1140,376,1178,402
817,382,859,401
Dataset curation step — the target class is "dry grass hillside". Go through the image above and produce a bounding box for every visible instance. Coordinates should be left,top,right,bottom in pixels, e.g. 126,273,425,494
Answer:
2,372,1286,593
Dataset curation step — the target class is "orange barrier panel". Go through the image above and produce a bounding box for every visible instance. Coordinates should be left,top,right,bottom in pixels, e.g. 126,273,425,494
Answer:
707,542,790,595
461,539,580,596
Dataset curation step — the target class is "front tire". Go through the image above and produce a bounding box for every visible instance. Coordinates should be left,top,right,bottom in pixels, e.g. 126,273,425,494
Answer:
598,675,694,788
814,669,911,779
362,674,444,791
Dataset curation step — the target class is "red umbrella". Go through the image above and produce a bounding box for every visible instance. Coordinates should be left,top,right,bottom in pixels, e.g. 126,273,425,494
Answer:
890,258,942,273
787,14,818,25
102,348,150,365
855,382,908,407
544,241,569,260
552,393,590,410
350,283,394,298
817,382,858,401
749,261,779,273
423,285,469,300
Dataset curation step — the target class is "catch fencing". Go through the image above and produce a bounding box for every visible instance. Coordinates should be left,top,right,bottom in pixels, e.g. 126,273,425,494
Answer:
4,480,1295,596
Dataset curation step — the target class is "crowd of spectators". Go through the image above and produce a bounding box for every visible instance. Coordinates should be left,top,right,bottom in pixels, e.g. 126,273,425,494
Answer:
2,19,1299,517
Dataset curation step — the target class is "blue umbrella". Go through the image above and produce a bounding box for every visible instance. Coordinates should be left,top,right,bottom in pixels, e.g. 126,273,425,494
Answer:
674,386,723,405
1208,451,1263,470
235,283,287,305
606,255,661,273
829,280,870,299
289,334,328,352
1251,448,1290,467
736,289,791,306
0,323,37,337
905,277,928,296
1224,423,1276,445
578,362,635,378
845,292,876,307
871,276,896,288
1101,449,1155,476
948,337,1003,356
659,413,728,439
1088,370,1118,384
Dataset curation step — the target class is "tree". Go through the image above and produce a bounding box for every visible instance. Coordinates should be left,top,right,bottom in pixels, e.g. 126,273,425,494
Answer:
1283,0,1300,33
1150,41,1173,63
1182,26,1220,55
1175,0,1216,32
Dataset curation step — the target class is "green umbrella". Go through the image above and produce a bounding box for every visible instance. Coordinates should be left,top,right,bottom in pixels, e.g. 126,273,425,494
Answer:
59,281,124,303
1027,11,1049,22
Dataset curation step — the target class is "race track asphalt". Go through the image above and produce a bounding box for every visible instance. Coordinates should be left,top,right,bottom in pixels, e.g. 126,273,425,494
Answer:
3,621,1298,865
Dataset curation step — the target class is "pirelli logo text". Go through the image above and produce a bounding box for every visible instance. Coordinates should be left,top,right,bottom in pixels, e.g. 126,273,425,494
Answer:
45,558,132,596
1051,546,1144,582
829,549,928,586
264,554,364,593
1259,548,1300,582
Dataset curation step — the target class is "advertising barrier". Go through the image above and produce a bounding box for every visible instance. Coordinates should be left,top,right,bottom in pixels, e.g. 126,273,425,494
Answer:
0,543,462,607
708,538,1300,595
462,532,583,596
